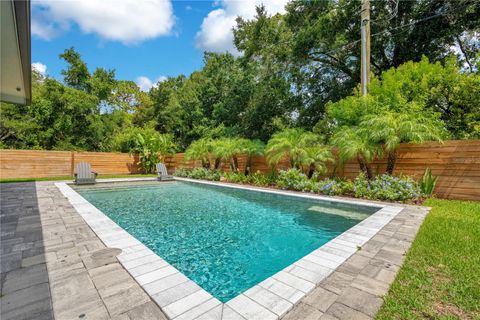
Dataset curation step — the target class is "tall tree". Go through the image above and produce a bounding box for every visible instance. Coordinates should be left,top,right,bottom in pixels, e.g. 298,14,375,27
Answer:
233,0,480,130
60,47,116,102
59,47,91,91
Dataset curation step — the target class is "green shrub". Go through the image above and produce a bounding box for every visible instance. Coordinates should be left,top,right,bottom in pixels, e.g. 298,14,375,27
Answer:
248,172,275,187
277,169,310,191
175,167,421,202
224,171,275,187
317,179,354,196
190,168,221,181
224,172,248,184
173,168,191,177
173,167,221,181
354,173,421,201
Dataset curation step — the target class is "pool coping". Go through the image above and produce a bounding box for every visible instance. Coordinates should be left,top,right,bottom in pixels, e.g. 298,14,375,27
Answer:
55,178,404,320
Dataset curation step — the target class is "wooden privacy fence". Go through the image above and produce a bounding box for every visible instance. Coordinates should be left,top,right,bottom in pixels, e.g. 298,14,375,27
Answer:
0,140,479,200
0,150,142,178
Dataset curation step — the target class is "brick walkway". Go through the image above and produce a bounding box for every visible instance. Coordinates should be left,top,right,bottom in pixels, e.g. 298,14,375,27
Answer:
1,181,429,320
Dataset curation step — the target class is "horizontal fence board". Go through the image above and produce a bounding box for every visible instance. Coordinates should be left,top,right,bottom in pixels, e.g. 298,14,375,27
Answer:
1,140,479,200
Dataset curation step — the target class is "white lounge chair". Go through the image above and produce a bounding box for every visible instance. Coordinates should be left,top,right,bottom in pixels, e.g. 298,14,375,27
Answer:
74,162,97,185
157,163,173,181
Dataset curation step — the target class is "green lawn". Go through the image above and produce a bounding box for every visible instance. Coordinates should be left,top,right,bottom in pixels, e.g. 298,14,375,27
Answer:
377,199,480,320
0,174,157,183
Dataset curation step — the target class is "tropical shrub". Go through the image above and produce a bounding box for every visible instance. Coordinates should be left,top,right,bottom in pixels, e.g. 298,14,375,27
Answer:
360,112,445,174
317,179,354,196
326,57,480,141
302,146,335,177
130,132,175,173
265,128,320,169
420,168,438,196
184,138,212,168
276,169,310,191
239,139,265,175
224,171,275,186
368,57,480,140
184,137,265,174
173,168,191,178
248,171,275,187
173,167,221,181
190,168,221,181
114,126,163,153
210,138,244,171
353,173,421,201
223,171,249,184
331,127,380,179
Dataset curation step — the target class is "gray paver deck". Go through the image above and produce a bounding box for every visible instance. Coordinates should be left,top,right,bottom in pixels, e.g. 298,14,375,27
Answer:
1,182,167,320
282,205,429,320
1,180,429,320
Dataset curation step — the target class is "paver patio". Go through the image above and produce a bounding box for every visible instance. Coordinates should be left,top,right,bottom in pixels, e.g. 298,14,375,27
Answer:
0,181,429,320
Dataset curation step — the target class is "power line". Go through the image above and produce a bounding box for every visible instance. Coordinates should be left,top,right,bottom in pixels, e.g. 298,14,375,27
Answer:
318,3,472,57
371,0,399,25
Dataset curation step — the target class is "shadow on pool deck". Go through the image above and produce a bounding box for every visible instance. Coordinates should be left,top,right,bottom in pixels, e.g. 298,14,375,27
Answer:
1,182,168,320
1,182,55,319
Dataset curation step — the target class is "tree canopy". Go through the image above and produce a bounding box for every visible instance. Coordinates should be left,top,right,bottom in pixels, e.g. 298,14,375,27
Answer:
1,0,478,153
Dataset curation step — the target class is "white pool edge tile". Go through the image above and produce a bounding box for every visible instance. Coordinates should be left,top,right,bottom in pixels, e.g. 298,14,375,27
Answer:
174,177,385,209
55,179,405,320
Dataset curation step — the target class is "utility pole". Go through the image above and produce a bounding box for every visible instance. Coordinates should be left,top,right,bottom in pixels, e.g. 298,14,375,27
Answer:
360,0,370,96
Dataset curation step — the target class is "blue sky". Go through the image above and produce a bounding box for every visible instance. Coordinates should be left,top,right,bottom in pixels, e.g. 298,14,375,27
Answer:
31,0,289,90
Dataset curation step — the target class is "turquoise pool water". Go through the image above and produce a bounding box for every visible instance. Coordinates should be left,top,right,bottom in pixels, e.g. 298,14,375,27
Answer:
77,181,378,302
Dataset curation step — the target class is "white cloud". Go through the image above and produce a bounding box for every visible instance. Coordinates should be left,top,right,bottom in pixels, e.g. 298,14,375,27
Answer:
31,0,175,44
31,16,59,40
195,0,289,54
136,75,167,91
32,62,47,75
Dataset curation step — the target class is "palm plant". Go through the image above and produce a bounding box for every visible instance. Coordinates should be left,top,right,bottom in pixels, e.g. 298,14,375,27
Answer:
133,133,176,173
361,112,444,174
331,127,381,180
239,139,265,175
303,146,335,178
265,128,319,169
211,138,243,171
184,138,212,168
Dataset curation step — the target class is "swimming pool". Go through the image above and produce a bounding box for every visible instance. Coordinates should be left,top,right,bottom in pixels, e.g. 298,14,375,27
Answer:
76,180,379,303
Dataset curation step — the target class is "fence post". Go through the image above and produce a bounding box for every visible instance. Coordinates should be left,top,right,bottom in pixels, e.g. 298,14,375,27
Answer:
70,152,75,176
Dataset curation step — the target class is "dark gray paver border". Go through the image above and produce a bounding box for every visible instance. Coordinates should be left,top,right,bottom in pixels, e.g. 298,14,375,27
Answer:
283,204,429,320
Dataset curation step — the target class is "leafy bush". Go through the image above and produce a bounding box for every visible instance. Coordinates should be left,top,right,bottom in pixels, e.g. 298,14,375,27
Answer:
175,167,421,202
354,173,421,201
276,169,310,191
317,179,354,196
248,172,275,187
114,127,176,173
224,172,248,184
173,168,191,178
173,167,221,181
223,171,275,187
113,127,162,153
132,133,176,173
420,168,438,196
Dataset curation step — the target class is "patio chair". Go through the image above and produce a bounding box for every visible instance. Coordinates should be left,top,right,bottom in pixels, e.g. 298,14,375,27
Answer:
157,163,174,181
74,162,97,185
